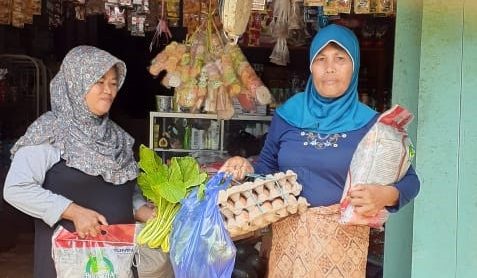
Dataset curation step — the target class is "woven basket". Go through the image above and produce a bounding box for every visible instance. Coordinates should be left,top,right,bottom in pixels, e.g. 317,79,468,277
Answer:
221,0,253,42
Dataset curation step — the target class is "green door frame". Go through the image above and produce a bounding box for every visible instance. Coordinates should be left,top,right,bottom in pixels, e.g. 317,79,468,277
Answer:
383,1,422,277
384,0,477,277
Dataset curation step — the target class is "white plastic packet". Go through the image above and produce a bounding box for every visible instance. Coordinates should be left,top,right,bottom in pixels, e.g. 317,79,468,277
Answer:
339,105,415,228
52,224,139,278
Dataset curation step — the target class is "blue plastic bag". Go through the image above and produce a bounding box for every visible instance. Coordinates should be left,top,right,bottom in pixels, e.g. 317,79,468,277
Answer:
170,172,236,278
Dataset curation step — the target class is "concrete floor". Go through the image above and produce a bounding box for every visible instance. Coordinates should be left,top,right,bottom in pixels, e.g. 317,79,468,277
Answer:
0,203,34,278
0,232,33,278
0,203,382,278
0,231,383,278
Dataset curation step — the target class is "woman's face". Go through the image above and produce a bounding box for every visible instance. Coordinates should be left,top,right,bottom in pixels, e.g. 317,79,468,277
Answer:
311,43,353,99
85,67,118,116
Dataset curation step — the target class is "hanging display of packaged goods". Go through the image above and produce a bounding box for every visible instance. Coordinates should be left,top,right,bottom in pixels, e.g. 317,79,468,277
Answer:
0,0,41,27
166,0,180,27
148,4,271,119
31,0,42,15
12,0,27,28
300,0,394,14
354,0,371,14
252,0,267,11
336,0,352,14
304,0,325,6
377,0,393,14
0,0,12,25
323,0,339,15
221,0,254,43
182,0,201,35
182,0,221,35
0,0,395,30
47,0,62,28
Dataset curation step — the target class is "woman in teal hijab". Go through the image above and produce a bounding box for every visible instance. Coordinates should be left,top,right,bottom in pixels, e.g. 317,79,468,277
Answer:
276,23,377,134
221,24,420,277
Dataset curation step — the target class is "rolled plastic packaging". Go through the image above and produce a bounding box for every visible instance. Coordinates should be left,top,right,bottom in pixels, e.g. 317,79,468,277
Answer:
339,105,415,229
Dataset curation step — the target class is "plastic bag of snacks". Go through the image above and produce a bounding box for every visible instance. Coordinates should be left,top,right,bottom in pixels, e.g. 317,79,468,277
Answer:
339,105,415,228
52,224,139,278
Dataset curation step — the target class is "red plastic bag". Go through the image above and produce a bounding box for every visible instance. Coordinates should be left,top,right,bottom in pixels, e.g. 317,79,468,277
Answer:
52,224,139,278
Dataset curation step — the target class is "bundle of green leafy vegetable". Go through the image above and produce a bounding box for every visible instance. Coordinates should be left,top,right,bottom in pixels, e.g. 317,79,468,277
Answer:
136,144,207,251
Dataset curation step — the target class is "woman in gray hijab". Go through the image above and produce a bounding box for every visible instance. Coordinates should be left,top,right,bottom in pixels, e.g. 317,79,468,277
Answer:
3,45,154,277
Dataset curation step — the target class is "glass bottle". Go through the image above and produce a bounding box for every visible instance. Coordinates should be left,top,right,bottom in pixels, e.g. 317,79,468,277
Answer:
183,123,191,150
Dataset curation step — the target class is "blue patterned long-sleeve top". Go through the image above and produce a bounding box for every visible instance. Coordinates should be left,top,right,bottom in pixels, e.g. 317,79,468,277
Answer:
254,114,420,211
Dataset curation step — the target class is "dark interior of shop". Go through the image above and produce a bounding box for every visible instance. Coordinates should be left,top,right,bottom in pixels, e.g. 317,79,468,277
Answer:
0,1,395,277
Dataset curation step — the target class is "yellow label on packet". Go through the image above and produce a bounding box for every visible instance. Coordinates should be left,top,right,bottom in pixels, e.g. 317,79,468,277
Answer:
324,0,339,15
336,0,352,14
408,144,416,160
304,0,325,6
354,0,371,14
377,0,394,14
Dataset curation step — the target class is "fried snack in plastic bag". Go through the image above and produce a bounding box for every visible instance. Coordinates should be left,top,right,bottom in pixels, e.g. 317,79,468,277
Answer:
339,105,415,228
52,224,139,278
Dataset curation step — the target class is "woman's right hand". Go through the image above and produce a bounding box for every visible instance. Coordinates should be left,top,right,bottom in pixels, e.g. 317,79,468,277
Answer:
61,203,108,238
219,156,254,181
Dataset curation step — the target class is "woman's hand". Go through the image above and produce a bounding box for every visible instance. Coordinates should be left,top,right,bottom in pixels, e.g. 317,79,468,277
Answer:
61,203,108,238
219,156,254,181
349,184,399,217
134,203,155,223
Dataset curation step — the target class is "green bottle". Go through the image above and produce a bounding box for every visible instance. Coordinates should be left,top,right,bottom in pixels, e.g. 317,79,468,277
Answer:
183,124,191,150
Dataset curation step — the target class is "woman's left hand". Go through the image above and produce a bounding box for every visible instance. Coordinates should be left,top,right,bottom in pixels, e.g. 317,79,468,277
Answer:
349,184,399,217
219,156,254,181
134,203,155,223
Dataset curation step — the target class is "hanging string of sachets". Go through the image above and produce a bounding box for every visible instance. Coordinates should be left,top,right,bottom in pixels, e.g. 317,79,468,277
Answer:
0,0,42,28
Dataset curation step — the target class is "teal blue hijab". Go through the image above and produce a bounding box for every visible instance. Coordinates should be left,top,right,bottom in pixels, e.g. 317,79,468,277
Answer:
276,24,376,134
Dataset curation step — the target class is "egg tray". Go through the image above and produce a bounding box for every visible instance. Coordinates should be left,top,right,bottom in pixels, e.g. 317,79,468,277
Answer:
217,170,309,238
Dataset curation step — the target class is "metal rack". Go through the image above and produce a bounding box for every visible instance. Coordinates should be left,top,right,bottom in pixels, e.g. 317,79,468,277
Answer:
149,111,272,159
0,54,49,118
0,54,50,209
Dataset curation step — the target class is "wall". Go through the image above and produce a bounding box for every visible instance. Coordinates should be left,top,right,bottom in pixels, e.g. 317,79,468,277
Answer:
383,0,422,276
386,0,477,276
457,1,477,276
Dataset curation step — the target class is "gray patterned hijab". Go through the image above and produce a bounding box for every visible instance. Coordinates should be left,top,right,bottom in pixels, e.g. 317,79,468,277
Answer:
11,45,138,185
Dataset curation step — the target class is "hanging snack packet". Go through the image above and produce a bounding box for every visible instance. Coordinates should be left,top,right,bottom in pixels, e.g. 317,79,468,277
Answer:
339,105,415,229
377,0,393,14
336,0,352,14
354,0,371,14
304,0,325,6
323,0,338,15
